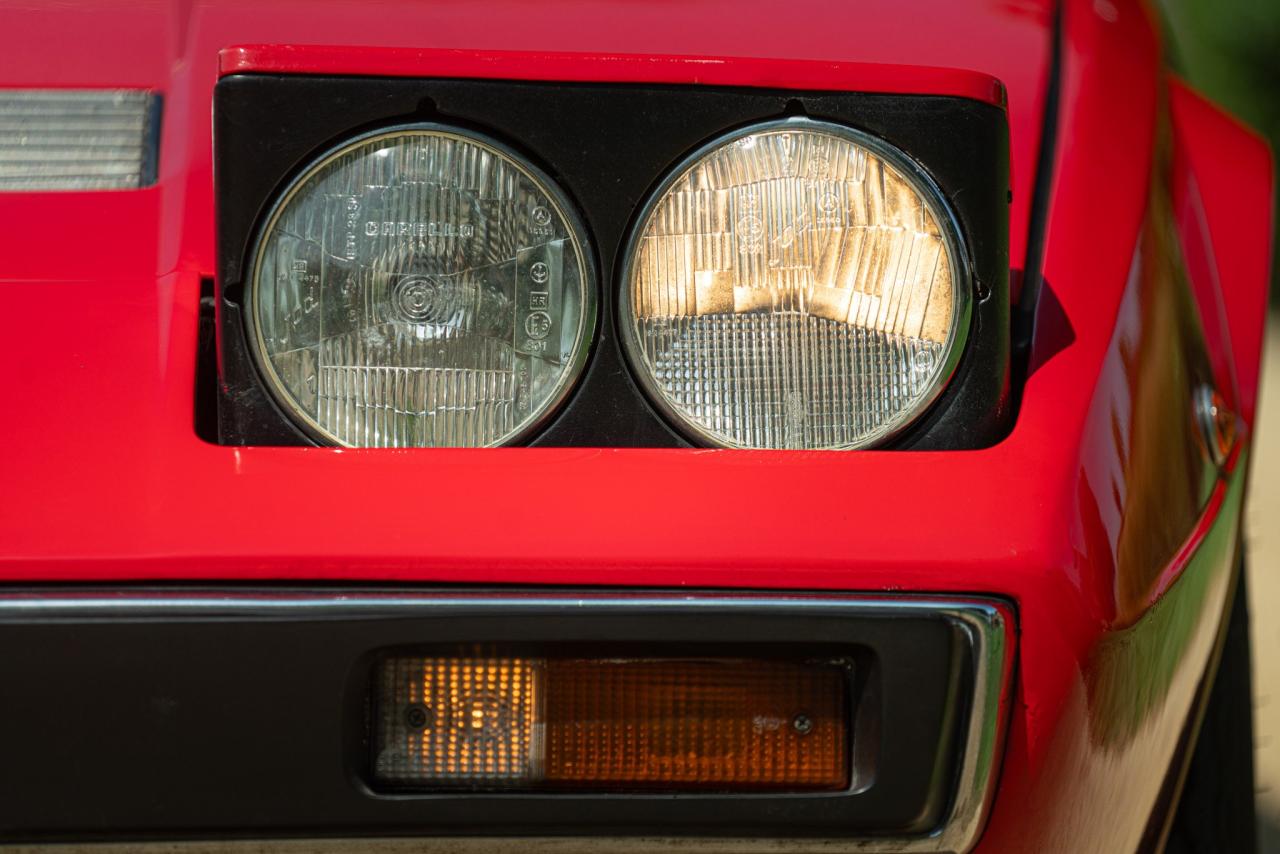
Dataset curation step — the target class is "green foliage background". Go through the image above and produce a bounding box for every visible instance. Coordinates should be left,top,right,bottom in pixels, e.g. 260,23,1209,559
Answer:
1161,0,1280,298
1162,0,1280,143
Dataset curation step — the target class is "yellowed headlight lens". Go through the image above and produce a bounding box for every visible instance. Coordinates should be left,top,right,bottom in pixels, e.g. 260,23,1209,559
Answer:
622,119,969,449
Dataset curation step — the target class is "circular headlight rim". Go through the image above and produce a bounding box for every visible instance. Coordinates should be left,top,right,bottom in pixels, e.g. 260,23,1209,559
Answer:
617,115,974,451
244,122,599,449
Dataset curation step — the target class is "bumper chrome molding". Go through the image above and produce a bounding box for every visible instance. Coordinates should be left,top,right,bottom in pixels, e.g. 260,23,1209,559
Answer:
0,591,1013,854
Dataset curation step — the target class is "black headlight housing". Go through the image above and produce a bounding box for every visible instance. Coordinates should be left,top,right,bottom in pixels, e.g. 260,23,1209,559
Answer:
213,75,1010,449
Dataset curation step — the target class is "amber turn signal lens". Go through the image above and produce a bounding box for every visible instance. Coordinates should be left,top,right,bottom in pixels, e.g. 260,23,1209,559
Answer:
374,655,850,792
544,659,847,790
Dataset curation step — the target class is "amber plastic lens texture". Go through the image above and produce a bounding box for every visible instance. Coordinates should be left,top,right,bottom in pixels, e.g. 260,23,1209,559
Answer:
374,657,542,786
373,655,849,792
544,659,848,790
248,125,594,447
621,118,968,449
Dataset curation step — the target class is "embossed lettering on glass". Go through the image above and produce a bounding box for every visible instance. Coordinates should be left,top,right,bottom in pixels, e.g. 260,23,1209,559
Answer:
620,118,970,450
248,126,595,447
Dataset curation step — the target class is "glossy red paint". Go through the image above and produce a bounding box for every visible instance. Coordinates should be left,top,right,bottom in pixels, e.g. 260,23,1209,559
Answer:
221,44,1007,106
1169,79,1274,426
0,1,1268,852
976,1,1249,850
0,0,1057,585
1172,92,1243,415
0,0,1052,286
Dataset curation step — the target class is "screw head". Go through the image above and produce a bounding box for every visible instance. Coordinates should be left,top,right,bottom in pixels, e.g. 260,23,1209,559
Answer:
792,713,814,735
404,704,432,730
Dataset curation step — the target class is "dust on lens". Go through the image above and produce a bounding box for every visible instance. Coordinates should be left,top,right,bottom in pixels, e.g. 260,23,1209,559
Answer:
249,126,594,448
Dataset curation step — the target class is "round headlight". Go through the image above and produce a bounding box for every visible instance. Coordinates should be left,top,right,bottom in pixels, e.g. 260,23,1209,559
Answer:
620,118,970,450
248,125,595,447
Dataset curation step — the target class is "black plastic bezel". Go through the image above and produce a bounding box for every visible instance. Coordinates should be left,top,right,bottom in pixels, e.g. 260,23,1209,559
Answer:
213,75,1011,448
0,590,974,842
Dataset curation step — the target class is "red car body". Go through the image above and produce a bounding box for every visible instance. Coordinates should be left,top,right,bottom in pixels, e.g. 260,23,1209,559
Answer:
0,0,1271,850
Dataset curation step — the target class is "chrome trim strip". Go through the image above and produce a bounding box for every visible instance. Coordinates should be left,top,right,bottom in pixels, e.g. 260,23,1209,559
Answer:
0,591,1013,854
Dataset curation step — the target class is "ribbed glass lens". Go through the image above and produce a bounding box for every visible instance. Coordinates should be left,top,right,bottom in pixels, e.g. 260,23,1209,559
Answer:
248,126,594,447
542,659,847,789
0,90,159,191
373,653,850,792
376,657,542,786
621,119,968,449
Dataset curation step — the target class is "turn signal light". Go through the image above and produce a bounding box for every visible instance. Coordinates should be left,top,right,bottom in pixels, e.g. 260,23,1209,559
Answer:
374,655,849,792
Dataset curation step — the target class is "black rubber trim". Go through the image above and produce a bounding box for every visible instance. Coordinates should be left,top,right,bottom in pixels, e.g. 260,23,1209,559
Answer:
194,278,218,443
212,76,1011,449
1009,3,1063,399
141,94,164,188
0,590,977,842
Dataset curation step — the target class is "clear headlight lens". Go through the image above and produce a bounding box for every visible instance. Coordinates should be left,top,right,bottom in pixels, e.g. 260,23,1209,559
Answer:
621,118,969,449
248,125,595,447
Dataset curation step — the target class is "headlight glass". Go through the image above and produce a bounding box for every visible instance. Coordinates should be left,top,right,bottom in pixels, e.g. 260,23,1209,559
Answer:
248,125,595,447
621,118,969,449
